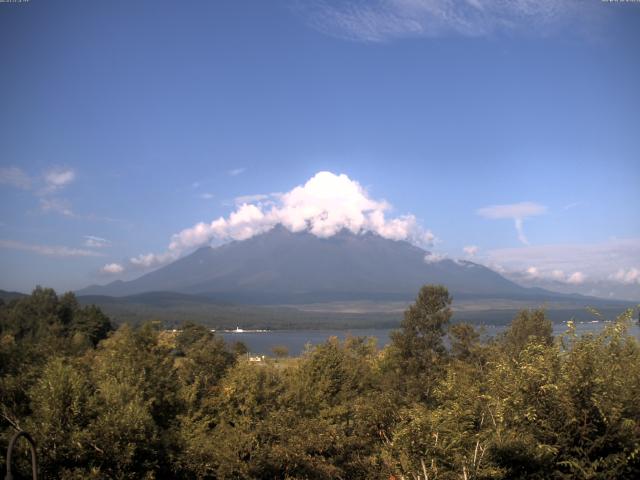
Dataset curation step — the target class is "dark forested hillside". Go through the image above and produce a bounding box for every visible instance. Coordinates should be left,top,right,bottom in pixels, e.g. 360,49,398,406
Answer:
74,289,635,330
2,286,640,479
0,289,27,303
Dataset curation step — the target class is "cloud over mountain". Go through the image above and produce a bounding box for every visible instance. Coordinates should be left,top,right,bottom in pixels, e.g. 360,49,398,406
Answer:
463,245,479,257
115,171,435,272
482,238,640,300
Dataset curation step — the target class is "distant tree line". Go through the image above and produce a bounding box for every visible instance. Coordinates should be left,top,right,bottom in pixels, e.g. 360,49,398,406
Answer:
1,285,639,479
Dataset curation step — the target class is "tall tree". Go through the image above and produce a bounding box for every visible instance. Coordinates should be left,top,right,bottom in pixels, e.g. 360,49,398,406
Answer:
501,308,553,357
385,284,452,402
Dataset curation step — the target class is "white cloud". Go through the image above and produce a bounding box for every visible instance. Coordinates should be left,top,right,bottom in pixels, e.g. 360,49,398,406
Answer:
199,193,215,200
101,263,124,274
422,230,436,245
128,250,176,269
485,239,640,277
480,238,640,299
477,201,547,245
610,268,640,285
567,271,586,285
84,235,111,248
0,166,31,189
524,266,581,285
228,168,246,176
0,239,104,257
300,0,588,43
42,167,75,193
424,252,447,264
40,198,75,217
463,245,478,257
127,171,435,271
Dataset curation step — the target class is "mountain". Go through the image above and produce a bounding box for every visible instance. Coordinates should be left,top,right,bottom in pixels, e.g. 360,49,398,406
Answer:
0,289,27,302
78,226,575,303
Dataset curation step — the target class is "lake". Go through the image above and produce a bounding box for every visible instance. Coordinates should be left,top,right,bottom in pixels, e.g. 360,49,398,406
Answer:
220,321,640,356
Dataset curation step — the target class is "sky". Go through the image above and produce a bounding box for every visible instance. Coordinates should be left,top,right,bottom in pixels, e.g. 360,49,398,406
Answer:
1,0,639,300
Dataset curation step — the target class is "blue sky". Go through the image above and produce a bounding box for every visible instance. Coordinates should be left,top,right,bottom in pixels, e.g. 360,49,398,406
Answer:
1,0,639,299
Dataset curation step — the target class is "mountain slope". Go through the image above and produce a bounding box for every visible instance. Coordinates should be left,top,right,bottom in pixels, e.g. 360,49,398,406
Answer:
0,289,28,302
78,226,566,303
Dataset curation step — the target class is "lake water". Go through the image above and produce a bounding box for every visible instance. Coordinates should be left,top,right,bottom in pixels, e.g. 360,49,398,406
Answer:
220,322,640,356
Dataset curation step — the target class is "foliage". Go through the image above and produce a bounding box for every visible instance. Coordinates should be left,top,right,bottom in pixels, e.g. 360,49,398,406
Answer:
383,284,452,403
1,286,639,479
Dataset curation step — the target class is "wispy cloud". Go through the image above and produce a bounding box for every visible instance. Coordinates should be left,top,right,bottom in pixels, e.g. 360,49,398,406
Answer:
562,202,582,211
228,168,246,176
234,193,272,205
2,165,81,218
477,201,547,245
0,166,31,189
198,193,215,200
36,166,77,218
477,202,547,220
40,198,75,217
0,239,104,257
41,167,76,194
299,0,589,43
84,235,111,248
125,171,436,271
1,165,76,194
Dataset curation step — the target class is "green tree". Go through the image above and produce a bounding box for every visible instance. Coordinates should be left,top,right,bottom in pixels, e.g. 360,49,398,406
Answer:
384,284,452,402
80,323,178,478
551,315,640,479
26,357,94,478
175,322,236,413
449,322,482,362
501,308,553,357
72,304,113,346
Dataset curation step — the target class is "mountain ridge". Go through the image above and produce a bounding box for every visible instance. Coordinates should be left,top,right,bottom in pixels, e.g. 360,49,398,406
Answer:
78,226,588,304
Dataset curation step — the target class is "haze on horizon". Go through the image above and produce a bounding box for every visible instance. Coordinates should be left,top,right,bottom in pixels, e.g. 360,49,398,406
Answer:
1,1,639,300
